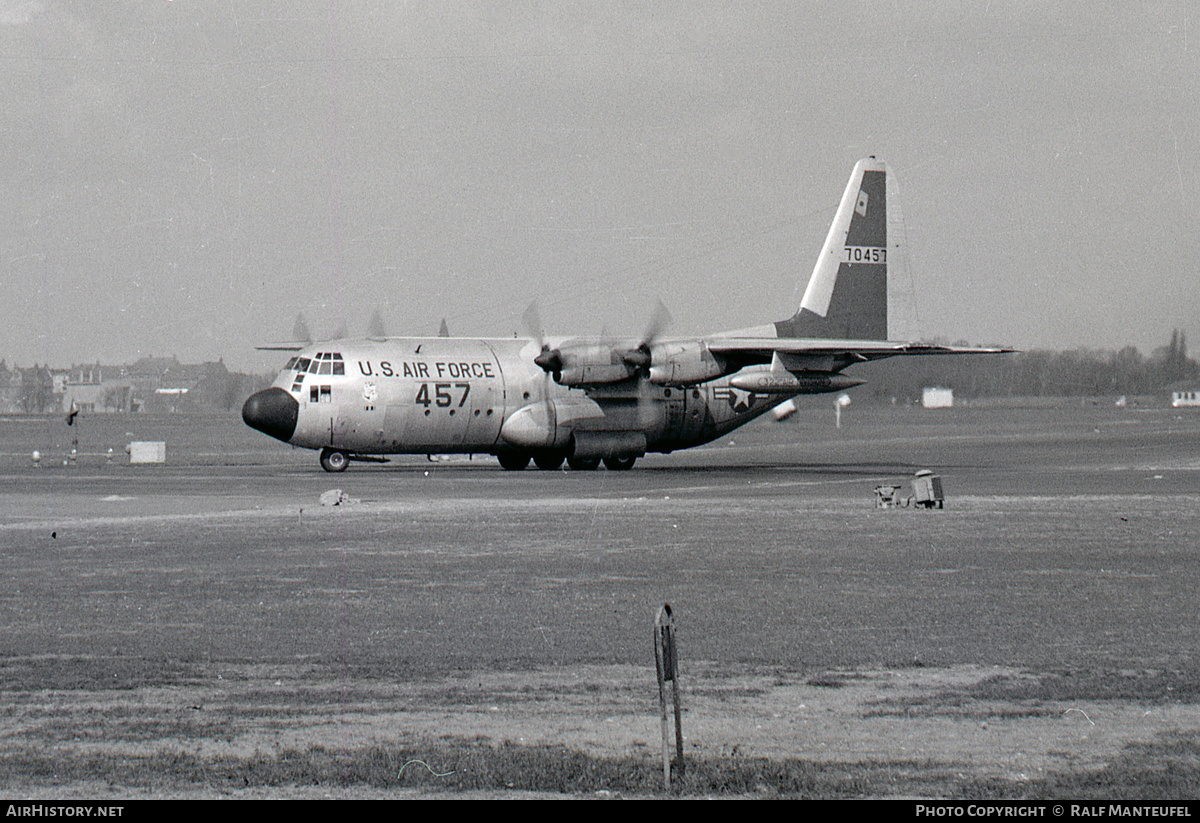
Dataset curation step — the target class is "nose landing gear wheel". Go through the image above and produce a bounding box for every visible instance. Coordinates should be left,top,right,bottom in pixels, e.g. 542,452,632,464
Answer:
320,448,350,473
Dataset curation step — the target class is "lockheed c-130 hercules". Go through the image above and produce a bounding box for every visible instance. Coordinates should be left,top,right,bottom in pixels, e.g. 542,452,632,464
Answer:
243,158,1008,472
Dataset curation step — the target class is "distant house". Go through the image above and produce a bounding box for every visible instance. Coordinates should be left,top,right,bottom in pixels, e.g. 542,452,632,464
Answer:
60,363,134,413
124,357,208,412
58,357,221,413
922,387,954,409
6,355,257,415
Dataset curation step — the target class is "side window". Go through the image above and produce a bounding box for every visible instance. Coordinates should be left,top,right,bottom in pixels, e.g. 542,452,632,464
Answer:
310,385,319,403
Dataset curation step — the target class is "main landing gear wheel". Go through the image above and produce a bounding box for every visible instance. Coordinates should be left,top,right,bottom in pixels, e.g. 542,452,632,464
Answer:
320,448,349,473
603,455,637,471
567,456,600,471
497,451,531,471
533,452,565,470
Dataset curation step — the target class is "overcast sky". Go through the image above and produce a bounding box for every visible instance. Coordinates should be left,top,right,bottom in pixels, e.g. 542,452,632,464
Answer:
2,1,1196,372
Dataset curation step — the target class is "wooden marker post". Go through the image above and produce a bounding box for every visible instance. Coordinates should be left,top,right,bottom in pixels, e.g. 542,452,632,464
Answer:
654,603,684,789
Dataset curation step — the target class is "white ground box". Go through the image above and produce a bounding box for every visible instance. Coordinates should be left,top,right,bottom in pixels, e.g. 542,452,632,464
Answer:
129,441,166,464
922,387,954,408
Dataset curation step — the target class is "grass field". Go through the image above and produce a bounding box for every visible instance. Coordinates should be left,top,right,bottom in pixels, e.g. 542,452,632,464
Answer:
1,400,1199,798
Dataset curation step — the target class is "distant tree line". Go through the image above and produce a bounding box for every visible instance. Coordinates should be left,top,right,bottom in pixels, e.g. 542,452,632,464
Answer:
854,329,1199,403
16,363,54,413
189,369,271,412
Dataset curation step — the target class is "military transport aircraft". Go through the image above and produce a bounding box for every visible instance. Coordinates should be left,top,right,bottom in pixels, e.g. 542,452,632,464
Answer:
243,158,1008,472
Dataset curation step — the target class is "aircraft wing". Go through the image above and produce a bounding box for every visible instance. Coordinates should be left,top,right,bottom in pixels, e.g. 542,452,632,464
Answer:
705,336,1014,372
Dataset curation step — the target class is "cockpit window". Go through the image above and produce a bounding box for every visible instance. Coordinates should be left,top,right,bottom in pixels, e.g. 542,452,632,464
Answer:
302,352,344,375
284,357,298,370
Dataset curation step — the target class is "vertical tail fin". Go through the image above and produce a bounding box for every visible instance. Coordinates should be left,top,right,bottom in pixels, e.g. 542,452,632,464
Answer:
776,158,889,340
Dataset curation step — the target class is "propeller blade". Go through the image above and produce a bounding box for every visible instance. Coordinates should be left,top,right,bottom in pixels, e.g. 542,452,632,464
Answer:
633,304,672,427
641,299,672,348
524,301,567,378
521,301,562,396
521,301,546,346
635,372,661,431
623,301,672,376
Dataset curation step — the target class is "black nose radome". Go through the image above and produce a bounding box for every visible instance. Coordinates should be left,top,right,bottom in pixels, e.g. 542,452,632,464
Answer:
242,388,299,443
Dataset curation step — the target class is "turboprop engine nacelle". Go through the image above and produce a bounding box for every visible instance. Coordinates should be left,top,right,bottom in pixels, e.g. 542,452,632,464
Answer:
647,342,725,387
541,342,643,387
729,370,865,395
556,362,638,387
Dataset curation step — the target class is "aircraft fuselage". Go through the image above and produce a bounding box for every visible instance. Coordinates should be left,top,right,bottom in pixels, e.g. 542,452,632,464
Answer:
244,336,798,469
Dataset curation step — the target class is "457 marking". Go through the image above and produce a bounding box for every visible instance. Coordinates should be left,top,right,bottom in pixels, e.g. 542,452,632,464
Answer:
415,382,470,408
